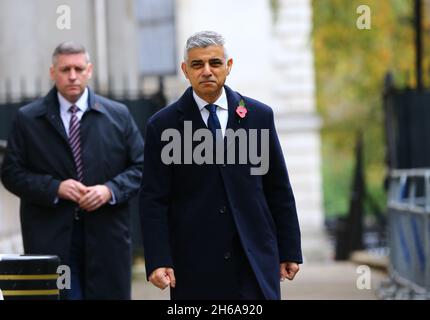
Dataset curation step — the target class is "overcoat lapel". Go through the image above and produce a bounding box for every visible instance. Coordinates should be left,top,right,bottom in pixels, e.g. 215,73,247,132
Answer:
43,88,68,143
225,85,248,150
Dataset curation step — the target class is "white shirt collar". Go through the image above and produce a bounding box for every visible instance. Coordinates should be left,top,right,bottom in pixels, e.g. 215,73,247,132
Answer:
57,87,89,113
193,87,228,111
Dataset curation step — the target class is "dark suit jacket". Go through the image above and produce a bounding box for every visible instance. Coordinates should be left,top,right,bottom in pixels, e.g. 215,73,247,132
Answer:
1,87,144,299
140,85,302,300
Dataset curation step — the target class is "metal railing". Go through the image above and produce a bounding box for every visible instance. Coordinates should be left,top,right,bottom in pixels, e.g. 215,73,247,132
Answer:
379,169,430,299
0,140,6,165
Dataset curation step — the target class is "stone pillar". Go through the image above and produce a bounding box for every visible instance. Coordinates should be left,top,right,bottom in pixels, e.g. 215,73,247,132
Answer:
105,0,140,97
94,0,109,95
271,0,330,261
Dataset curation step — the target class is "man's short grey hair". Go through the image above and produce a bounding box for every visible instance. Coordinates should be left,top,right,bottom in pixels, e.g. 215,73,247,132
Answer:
52,41,91,65
183,31,228,61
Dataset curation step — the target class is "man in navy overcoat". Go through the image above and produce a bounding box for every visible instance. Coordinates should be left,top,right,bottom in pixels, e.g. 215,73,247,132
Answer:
140,31,302,300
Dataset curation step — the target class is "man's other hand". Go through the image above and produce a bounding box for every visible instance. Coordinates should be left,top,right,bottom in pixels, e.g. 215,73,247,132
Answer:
58,179,88,203
280,262,300,281
78,185,112,212
149,267,176,290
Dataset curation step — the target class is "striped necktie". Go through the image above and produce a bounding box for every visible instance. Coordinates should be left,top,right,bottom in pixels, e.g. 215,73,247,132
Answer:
69,105,84,182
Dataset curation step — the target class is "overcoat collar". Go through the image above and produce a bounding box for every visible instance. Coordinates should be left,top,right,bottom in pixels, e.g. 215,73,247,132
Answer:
176,85,245,135
41,86,106,142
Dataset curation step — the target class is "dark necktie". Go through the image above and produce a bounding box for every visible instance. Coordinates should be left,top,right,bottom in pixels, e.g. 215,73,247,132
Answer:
205,104,222,138
69,105,84,182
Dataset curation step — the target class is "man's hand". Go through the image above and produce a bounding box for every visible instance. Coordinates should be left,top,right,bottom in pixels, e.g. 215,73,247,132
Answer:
280,262,300,281
78,185,112,212
149,267,176,290
58,179,88,203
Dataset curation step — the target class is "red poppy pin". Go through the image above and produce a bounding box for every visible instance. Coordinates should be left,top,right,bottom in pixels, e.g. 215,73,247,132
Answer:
236,99,248,122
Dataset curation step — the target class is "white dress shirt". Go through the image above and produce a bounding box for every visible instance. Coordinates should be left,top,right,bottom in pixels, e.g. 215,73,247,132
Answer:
193,88,229,138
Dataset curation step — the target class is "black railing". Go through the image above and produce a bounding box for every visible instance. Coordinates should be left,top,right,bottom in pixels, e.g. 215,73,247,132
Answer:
384,88,430,169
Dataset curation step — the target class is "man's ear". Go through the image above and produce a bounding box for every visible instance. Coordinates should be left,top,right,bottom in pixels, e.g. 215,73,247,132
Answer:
49,65,55,81
181,62,189,79
226,58,233,75
87,63,93,79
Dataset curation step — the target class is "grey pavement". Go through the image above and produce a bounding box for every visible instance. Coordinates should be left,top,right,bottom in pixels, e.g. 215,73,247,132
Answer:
131,260,387,300
281,261,386,299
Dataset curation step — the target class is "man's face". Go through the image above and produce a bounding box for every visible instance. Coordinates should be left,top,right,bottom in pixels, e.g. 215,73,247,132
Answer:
50,53,93,103
181,45,232,103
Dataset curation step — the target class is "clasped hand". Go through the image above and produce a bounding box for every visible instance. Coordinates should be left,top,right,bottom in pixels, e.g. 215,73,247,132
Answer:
58,179,111,211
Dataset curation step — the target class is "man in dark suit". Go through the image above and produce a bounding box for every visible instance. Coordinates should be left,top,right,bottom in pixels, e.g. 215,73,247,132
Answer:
1,42,144,299
140,31,302,300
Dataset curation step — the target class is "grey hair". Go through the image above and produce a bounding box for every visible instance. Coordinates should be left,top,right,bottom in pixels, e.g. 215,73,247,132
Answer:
52,41,91,65
183,31,228,61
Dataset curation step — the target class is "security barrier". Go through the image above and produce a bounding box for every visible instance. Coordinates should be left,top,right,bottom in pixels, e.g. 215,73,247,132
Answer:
380,169,430,299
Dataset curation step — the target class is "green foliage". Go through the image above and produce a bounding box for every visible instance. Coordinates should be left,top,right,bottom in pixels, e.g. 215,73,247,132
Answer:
322,131,354,217
312,0,420,216
269,0,280,24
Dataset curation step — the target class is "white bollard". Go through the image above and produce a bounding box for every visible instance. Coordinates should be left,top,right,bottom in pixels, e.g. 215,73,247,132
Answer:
0,288,4,300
